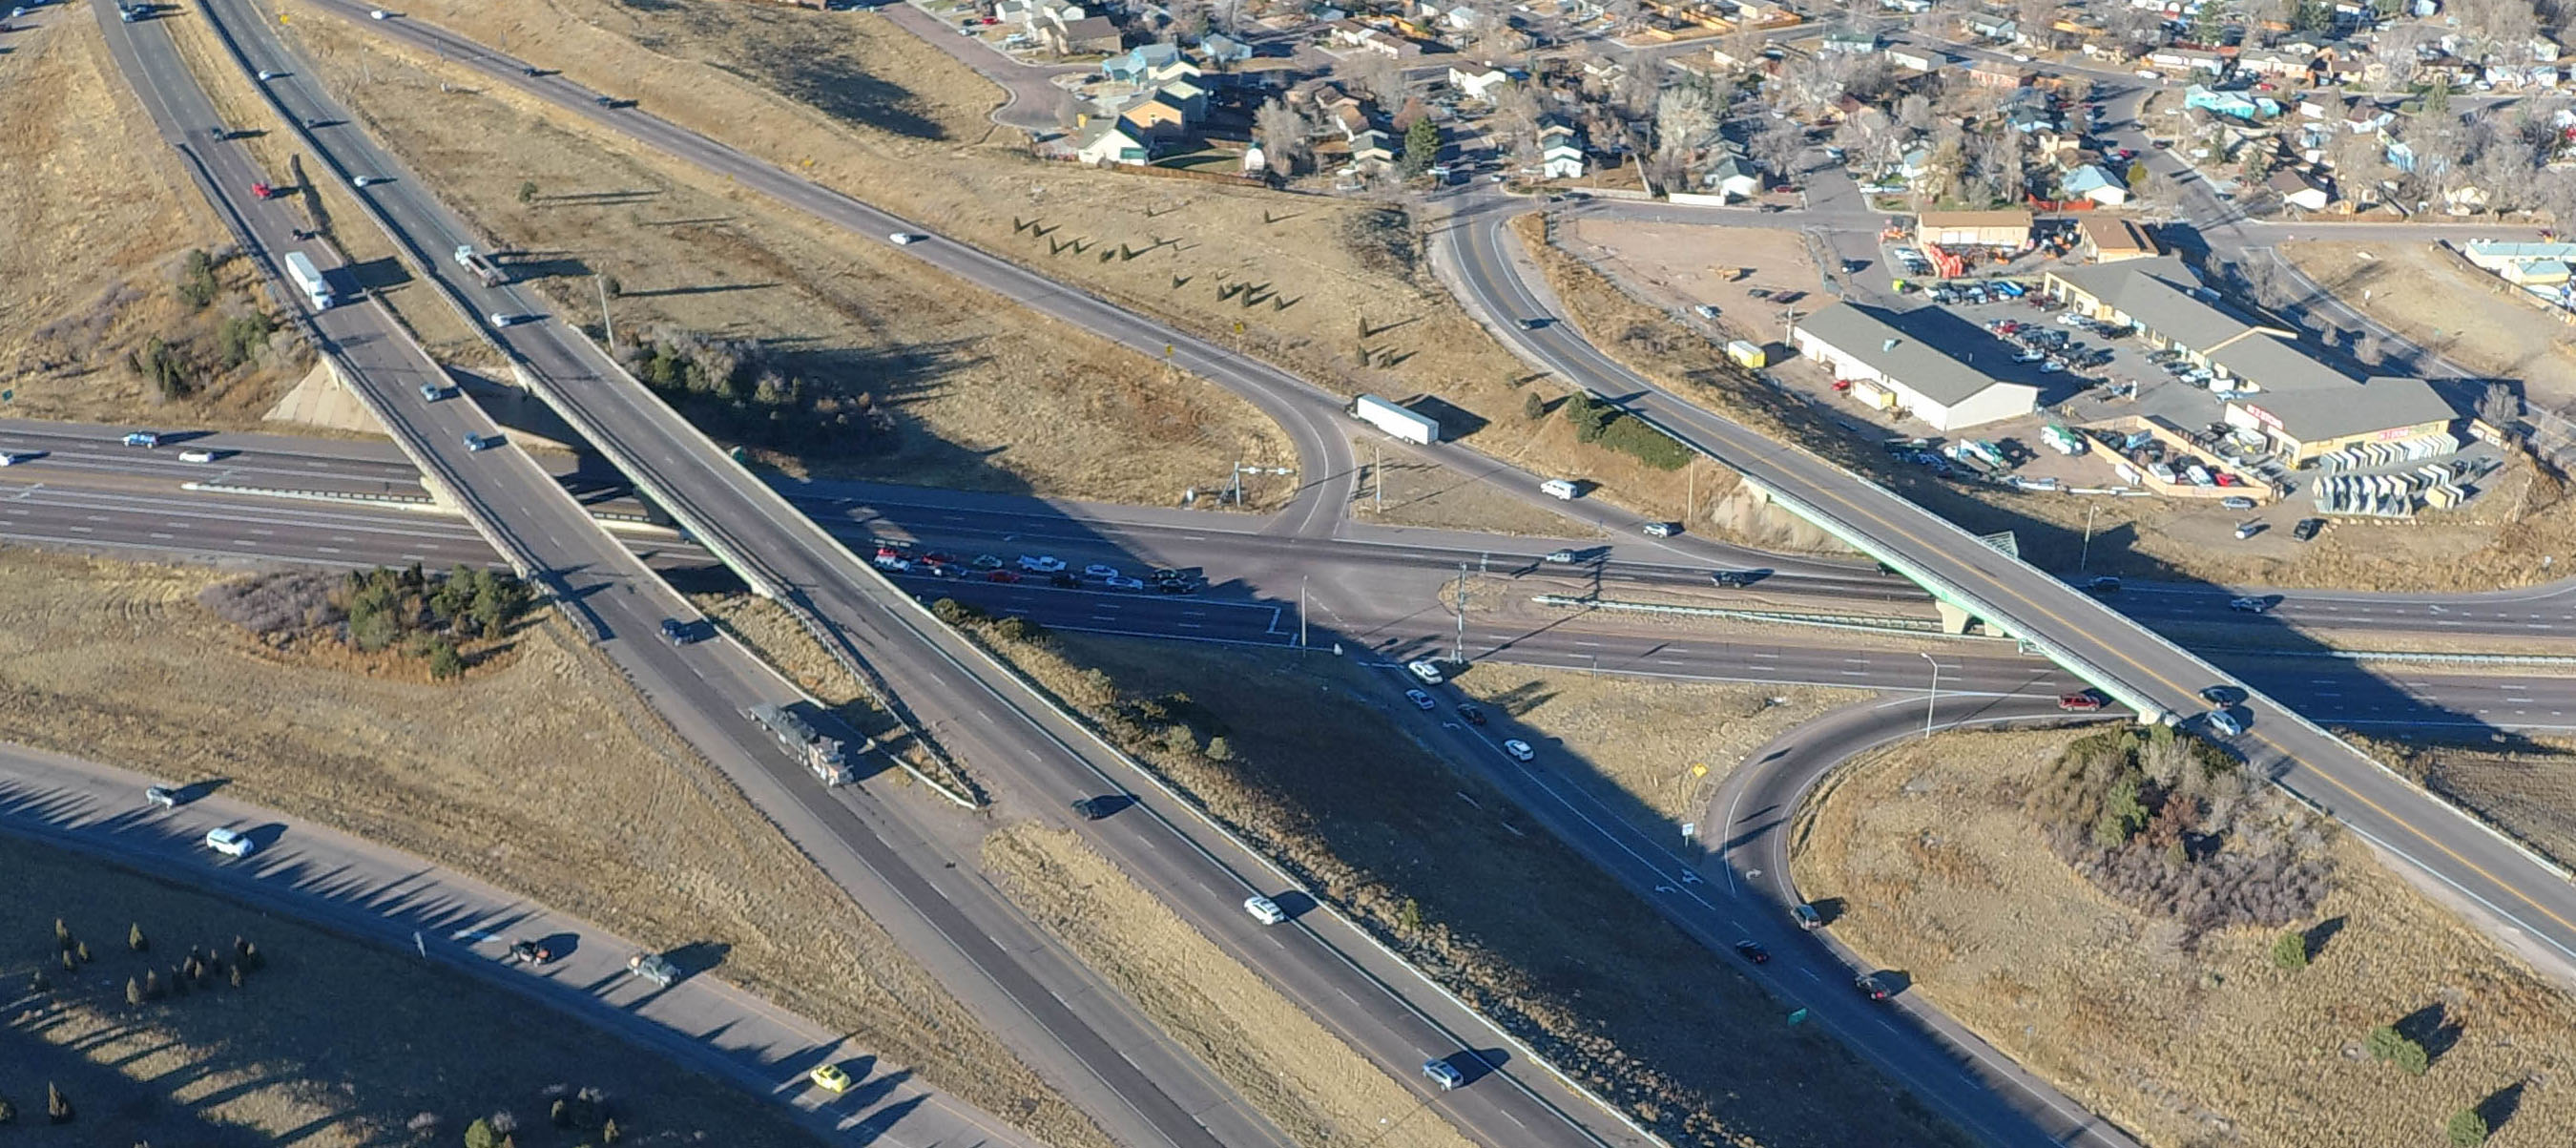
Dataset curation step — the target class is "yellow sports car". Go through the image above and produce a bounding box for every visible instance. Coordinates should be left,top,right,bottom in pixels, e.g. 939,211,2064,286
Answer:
808,1063,853,1094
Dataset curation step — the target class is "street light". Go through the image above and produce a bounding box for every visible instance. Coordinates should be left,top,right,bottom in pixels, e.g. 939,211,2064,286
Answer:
1918,652,1940,741
1228,462,1295,506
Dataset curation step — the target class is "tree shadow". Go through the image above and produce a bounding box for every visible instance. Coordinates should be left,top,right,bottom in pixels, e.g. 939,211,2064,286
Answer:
2302,915,2345,962
723,53,946,142
2397,1000,2465,1067
2478,1079,2525,1136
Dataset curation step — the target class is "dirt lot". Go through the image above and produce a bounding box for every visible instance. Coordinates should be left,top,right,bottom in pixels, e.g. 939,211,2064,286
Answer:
260,13,1288,507
266,0,1730,517
1447,664,1865,826
1349,436,1606,536
0,836,824,1148
1796,727,2576,1148
983,824,1480,1148
0,547,1105,1148
1554,218,1818,359
2283,240,2576,412
0,17,313,429
941,616,1970,1148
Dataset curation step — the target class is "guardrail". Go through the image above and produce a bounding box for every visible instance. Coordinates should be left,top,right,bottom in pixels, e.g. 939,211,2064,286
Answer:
1529,593,2022,641
180,480,436,507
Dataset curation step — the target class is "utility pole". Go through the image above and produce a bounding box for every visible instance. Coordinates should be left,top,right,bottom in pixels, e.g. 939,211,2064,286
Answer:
2079,503,2100,573
1919,652,1940,741
1298,576,1308,649
1374,444,1383,513
1453,563,1468,664
596,272,614,348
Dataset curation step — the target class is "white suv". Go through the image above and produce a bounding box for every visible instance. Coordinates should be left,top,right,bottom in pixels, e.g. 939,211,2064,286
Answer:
1017,554,1066,574
1242,895,1287,925
204,826,257,858
1403,659,1444,685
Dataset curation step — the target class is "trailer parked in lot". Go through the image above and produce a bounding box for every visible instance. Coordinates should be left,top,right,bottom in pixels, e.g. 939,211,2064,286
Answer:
1348,394,1440,445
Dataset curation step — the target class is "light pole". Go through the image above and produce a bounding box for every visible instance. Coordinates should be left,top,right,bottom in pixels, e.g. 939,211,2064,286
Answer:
2079,503,2101,573
1452,563,1468,664
1919,652,1940,741
1229,462,1294,506
1298,575,1308,649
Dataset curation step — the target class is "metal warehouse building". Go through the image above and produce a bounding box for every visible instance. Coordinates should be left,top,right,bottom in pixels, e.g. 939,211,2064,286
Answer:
1791,303,2039,431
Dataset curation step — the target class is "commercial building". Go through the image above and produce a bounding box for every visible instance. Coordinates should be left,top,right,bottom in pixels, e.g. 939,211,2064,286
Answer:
2044,258,2456,464
2075,216,2161,262
1916,209,2032,248
1791,303,2038,431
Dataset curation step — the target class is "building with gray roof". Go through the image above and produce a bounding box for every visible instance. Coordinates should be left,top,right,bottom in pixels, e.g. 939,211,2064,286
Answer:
1791,303,2038,431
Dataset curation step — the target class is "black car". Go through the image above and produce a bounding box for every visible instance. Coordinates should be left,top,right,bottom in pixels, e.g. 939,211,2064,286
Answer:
1855,974,1890,1001
1457,702,1487,725
1071,797,1109,821
2292,517,2324,542
1049,572,1081,589
1156,580,1197,595
507,939,554,965
1733,940,1769,964
658,617,692,646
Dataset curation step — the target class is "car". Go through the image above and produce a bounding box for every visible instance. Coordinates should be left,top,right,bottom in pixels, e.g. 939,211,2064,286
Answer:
1404,659,1444,685
1733,939,1769,963
2086,575,2122,595
2233,521,2260,540
888,232,922,245
2220,495,2255,511
351,176,379,188
506,938,554,964
1243,894,1287,925
1150,567,1190,583
594,94,617,107
1710,570,1761,587
2205,709,2244,737
2012,350,2046,364
1155,580,1197,595
1501,739,1535,762
1642,521,1677,537
1692,304,1719,319
1545,549,1578,564
1517,317,1547,330
1456,702,1486,725
1082,562,1121,579
177,448,218,463
2199,684,2238,705
488,312,532,326
970,553,1004,570
1792,903,1823,929
627,951,679,987
123,430,162,448
1422,1058,1465,1092
256,69,280,80
1017,554,1066,573
1047,572,1080,588
1404,688,1437,711
144,785,180,809
2057,691,2105,712
523,65,542,76
808,1063,854,1094
659,617,693,646
2039,360,2067,373
2229,596,2270,614
2292,517,2324,542
369,7,387,16
1855,974,1891,1002
1103,574,1145,590
985,570,1020,583
464,432,499,451
204,826,256,858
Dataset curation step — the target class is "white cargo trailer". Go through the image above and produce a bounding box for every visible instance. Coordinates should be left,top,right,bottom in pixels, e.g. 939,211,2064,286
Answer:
1349,394,1439,445
282,251,334,310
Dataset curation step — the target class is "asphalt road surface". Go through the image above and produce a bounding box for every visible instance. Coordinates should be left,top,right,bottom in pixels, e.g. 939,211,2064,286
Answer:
0,740,1045,1148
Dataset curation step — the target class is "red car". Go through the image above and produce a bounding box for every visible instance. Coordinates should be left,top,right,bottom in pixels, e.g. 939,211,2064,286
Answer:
986,570,1021,583
2057,691,2105,713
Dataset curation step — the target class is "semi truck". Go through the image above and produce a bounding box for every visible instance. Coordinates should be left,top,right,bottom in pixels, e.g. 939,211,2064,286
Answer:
451,244,508,287
281,250,334,310
746,703,853,785
1348,393,1440,445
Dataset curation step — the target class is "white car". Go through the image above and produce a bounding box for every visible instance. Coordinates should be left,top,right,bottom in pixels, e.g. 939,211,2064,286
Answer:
1082,562,1121,579
1404,659,1444,685
177,449,218,463
1016,554,1066,574
204,826,257,858
0,452,31,467
2039,361,2066,373
352,176,379,187
488,312,531,326
888,232,922,245
1642,522,1676,537
1423,1059,1465,1091
1102,574,1145,590
1545,549,1577,563
2205,709,2244,737
144,785,180,809
369,7,388,16
256,69,281,80
1242,895,1287,925
1502,739,1535,762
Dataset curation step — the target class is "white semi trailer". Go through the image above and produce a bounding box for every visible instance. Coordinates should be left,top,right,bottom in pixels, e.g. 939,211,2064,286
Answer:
1349,394,1439,445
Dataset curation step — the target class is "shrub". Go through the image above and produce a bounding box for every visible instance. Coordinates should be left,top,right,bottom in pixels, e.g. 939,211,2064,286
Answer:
1522,390,1546,422
0,1096,13,1123
126,977,144,1007
465,1117,498,1148
1205,736,1236,762
1596,413,1693,470
46,1083,71,1124
2271,931,2309,970
74,941,90,963
929,597,984,626
518,180,538,203
176,249,219,310
30,969,47,991
215,313,276,369
426,641,466,680
2447,1108,2489,1145
991,616,1044,643
129,923,148,952
229,963,245,989
601,1117,620,1143
551,1099,571,1128
54,918,71,950
167,965,188,997
60,950,75,973
2367,1025,2429,1075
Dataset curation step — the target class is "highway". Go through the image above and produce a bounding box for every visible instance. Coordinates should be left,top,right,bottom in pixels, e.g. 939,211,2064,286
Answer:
99,8,1318,1148
0,740,1049,1148
175,0,1681,1143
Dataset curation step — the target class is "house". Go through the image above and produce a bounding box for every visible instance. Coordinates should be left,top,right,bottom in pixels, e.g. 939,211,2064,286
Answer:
2268,167,2330,210
1885,46,1946,72
1539,120,1586,178
1448,64,1512,101
1198,32,1254,65
1918,209,2032,247
1821,29,1878,53
2005,103,2054,133
1703,153,1762,199
2147,46,2228,74
2341,98,2394,134
2236,47,2315,76
1968,60,2030,87
1046,13,1122,54
2185,84,2273,120
1792,303,2040,431
1105,43,1182,84
2076,215,2161,262
2062,163,2129,204
1073,118,1154,165
1154,78,1207,119
1348,128,1397,171
1962,12,2020,42
1897,146,1937,189
1881,0,1933,11
1328,21,1419,57
1439,3,1486,31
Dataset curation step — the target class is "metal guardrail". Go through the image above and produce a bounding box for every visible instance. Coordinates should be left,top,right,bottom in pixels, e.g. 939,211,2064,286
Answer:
1529,593,2021,641
2223,647,2576,668
180,480,436,507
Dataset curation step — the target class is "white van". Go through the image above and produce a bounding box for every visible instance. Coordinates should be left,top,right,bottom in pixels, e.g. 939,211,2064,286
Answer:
1539,478,1579,500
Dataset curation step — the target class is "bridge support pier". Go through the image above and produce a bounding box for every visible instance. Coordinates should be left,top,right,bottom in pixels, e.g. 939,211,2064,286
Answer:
1934,600,1975,635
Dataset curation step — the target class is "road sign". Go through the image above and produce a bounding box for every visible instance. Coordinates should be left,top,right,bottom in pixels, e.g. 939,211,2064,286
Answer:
1680,822,1697,839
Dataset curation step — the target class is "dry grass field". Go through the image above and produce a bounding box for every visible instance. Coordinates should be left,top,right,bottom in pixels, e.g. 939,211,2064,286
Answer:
1445,664,1864,826
983,823,1481,1148
2358,733,2576,870
265,11,1288,507
1348,436,1605,536
937,613,1969,1148
2283,240,2576,411
1796,727,2576,1148
0,836,824,1148
0,547,1107,1148
0,17,312,428
268,0,1739,517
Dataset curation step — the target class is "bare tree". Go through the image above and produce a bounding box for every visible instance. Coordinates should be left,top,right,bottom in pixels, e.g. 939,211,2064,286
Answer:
1653,81,1718,157
2238,0,2291,43
1750,115,1808,176
1164,0,1210,41
2327,127,2390,202
1338,50,1406,105
2480,380,2524,426
1896,92,1940,135
1836,106,1904,169
1493,80,1548,167
2374,21,2435,92
2457,0,2541,61
1255,97,1313,174
2013,0,2059,46
1719,25,1765,70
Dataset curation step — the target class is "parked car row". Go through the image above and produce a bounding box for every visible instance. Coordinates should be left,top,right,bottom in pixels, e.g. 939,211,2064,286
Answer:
867,543,1197,593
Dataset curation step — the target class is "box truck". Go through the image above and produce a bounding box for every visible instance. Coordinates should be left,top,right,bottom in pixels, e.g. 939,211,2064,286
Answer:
282,251,334,310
